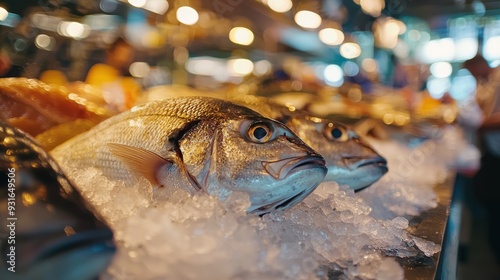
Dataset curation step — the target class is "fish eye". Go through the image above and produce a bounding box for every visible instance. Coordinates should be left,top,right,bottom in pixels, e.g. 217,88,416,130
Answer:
247,121,274,143
323,123,349,142
331,128,343,138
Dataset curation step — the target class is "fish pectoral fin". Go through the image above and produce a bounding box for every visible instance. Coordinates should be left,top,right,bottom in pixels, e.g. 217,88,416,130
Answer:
107,143,173,185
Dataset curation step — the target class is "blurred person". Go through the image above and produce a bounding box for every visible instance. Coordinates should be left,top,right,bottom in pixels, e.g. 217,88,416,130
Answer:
141,66,171,89
0,50,12,76
0,50,24,77
345,71,374,94
38,50,71,86
85,37,141,111
463,54,500,268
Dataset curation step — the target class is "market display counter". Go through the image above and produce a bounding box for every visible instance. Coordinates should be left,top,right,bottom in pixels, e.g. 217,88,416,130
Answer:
401,174,461,279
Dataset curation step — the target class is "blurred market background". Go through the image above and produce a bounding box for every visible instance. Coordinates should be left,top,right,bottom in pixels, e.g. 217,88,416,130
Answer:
2,0,500,110
0,0,499,278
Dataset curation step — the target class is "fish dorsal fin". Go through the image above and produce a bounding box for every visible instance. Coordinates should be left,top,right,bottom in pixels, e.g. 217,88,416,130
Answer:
107,143,173,185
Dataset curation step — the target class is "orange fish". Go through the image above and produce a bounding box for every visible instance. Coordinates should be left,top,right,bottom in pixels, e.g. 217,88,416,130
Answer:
0,78,111,149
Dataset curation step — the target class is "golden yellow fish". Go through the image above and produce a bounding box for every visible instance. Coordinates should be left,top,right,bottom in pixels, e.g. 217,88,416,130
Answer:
52,97,327,215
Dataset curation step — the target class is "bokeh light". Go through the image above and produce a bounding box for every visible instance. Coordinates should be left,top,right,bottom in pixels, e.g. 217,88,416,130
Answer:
229,27,254,46
177,6,199,26
340,42,361,59
294,10,322,29
323,64,344,87
267,0,292,13
318,28,344,46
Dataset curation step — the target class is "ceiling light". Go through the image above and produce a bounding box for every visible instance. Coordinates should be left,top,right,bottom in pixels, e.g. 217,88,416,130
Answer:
129,0,146,8
294,10,322,29
267,0,292,13
228,59,254,76
318,28,344,46
177,6,198,26
340,42,361,59
229,27,254,46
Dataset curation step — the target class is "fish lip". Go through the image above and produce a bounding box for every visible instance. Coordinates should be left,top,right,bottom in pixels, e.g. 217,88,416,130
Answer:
344,156,388,171
251,187,315,216
262,154,326,180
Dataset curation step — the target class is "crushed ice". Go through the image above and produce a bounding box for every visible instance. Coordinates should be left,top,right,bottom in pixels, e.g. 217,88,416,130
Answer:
64,125,476,280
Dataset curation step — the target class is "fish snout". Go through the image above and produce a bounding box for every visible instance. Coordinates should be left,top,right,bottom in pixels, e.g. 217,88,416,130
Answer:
252,153,326,215
262,154,326,180
344,155,388,172
353,136,381,153
280,132,320,153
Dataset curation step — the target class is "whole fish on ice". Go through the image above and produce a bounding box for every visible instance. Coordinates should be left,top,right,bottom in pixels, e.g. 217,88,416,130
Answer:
51,97,327,215
0,120,115,280
233,96,388,191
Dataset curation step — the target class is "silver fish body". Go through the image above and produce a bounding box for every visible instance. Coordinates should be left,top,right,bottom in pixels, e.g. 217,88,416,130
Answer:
0,120,115,280
232,96,388,191
51,97,327,215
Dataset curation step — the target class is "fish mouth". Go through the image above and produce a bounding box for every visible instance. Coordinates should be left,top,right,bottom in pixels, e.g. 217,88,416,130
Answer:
251,187,315,216
337,156,388,192
17,227,115,269
344,156,388,172
262,154,326,180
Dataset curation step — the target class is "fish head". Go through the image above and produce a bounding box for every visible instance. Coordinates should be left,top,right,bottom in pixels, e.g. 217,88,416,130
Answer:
0,121,115,279
180,116,327,215
287,117,388,191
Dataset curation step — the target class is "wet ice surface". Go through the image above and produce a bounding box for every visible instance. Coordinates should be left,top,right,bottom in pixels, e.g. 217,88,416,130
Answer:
358,138,444,219
65,125,476,280
359,125,480,219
